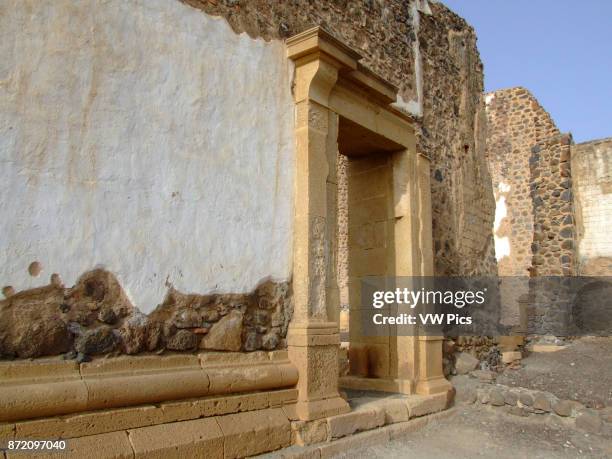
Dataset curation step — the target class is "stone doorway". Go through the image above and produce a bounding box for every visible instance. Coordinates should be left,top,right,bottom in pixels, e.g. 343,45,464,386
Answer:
285,26,451,421
337,117,402,383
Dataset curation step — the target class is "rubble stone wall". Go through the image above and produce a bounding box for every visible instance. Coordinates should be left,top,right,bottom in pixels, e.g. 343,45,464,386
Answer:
529,134,576,276
572,138,612,275
418,5,497,276
485,88,561,277
0,269,292,359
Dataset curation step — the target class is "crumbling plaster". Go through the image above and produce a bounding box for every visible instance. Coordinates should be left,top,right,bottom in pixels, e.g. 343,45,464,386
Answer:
0,0,295,312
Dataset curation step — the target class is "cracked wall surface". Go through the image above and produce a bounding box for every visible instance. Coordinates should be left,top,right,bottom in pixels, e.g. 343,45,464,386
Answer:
0,0,295,312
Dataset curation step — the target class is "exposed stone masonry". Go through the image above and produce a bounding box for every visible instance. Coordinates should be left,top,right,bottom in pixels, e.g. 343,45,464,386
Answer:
418,5,497,276
0,270,292,360
529,134,576,276
486,87,561,277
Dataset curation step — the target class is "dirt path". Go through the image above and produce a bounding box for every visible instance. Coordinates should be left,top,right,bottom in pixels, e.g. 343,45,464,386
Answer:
497,337,612,408
331,404,612,459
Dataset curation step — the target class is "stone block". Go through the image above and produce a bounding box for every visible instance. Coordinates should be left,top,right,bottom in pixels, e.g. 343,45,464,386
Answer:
405,393,447,418
80,354,199,376
501,351,522,364
216,408,291,458
129,417,223,459
84,369,209,411
552,399,572,417
454,352,479,375
10,431,134,459
518,392,534,407
269,389,299,408
0,423,14,443
326,407,384,439
379,399,409,424
291,419,328,446
489,389,505,406
0,359,79,381
531,344,567,353
470,369,496,382
496,336,524,351
504,391,519,406
193,392,268,418
200,310,243,351
0,380,89,423
532,394,552,412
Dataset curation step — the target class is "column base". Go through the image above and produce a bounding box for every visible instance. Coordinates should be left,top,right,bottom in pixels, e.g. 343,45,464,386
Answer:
415,376,453,396
287,322,350,421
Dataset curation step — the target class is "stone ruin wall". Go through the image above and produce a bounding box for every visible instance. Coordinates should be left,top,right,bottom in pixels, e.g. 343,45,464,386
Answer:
485,87,612,338
486,88,611,279
418,5,497,277
485,88,561,277
572,138,612,275
529,134,576,276
0,0,498,360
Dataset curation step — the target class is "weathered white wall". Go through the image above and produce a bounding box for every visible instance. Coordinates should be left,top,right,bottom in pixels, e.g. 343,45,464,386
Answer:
572,138,612,274
0,0,295,312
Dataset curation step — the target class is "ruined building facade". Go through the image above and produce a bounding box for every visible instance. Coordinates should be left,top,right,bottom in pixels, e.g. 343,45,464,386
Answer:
0,0,499,456
486,88,612,278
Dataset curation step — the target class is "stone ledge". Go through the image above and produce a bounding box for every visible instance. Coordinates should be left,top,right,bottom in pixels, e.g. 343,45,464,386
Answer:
258,407,457,458
9,389,297,440
5,431,134,459
4,407,294,459
128,417,224,459
0,354,298,422
285,391,451,450
217,408,291,458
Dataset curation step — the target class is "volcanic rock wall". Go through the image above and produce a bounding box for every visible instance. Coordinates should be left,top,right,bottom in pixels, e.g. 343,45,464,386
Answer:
529,134,576,276
485,88,561,277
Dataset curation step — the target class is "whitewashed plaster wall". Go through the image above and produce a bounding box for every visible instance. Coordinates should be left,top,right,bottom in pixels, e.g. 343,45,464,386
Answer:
572,139,612,263
0,0,295,312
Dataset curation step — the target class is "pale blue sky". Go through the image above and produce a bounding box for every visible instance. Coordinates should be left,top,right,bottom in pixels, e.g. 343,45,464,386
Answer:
442,0,612,143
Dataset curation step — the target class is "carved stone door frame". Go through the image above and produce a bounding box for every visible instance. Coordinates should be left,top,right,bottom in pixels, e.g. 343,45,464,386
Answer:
285,27,450,421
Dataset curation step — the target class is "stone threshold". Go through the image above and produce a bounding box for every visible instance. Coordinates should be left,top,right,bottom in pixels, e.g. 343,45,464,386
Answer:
258,404,457,458
0,351,297,422
1,392,453,458
259,391,452,458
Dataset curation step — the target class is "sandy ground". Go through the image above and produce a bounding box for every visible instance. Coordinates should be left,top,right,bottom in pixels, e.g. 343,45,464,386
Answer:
497,337,612,408
331,404,612,459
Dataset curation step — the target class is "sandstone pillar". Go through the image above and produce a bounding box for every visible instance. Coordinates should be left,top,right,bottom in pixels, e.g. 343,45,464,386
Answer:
415,153,452,395
285,29,358,420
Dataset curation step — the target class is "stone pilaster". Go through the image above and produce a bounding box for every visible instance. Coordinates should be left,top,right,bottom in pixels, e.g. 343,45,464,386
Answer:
285,29,359,420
